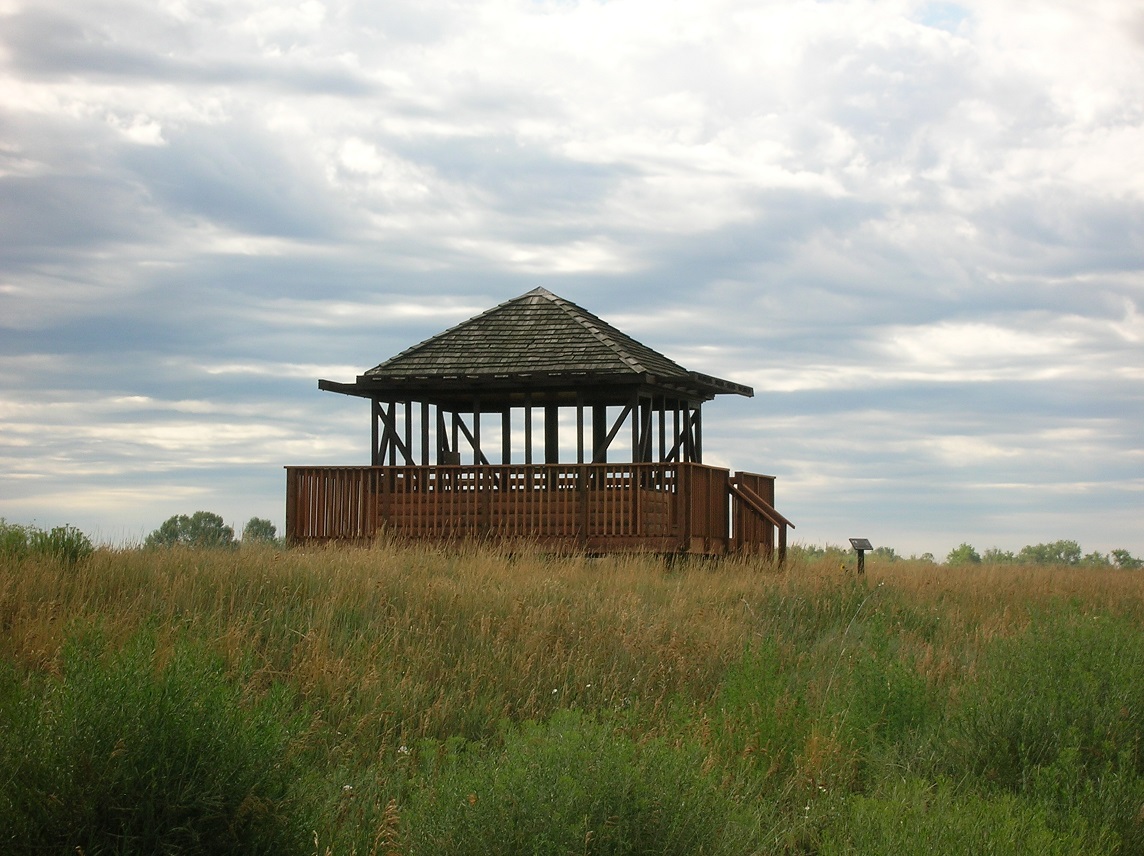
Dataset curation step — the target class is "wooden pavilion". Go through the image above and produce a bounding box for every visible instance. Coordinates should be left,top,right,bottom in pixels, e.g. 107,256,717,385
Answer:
286,287,793,558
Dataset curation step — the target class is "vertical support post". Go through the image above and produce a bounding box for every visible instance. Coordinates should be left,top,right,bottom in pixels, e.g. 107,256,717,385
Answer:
436,408,448,464
658,399,666,463
545,404,559,464
693,404,703,463
682,402,692,462
371,399,381,466
421,401,430,466
404,401,412,466
472,397,481,466
672,405,680,463
576,394,585,464
502,409,511,465
285,467,298,544
524,394,533,465
630,393,640,463
592,404,607,464
388,402,397,466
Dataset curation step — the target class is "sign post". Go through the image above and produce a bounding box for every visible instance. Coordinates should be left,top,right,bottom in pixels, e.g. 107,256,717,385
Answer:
849,538,873,575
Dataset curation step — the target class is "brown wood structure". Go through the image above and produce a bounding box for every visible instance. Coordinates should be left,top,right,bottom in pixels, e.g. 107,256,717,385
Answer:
287,287,793,558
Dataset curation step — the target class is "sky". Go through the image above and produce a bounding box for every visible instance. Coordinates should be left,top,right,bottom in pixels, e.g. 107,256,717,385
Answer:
1,0,1142,557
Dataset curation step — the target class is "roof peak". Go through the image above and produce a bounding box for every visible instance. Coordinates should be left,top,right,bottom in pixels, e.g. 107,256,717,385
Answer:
323,288,753,401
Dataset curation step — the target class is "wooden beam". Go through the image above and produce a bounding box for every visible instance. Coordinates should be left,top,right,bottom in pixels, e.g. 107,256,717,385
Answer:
692,407,702,463
593,404,633,463
421,401,430,466
437,408,449,463
371,399,381,466
545,403,559,464
592,404,607,464
630,393,639,462
682,401,692,462
502,409,511,465
728,481,795,530
658,400,666,463
454,415,491,466
524,394,533,465
640,396,653,463
576,394,585,464
473,396,481,465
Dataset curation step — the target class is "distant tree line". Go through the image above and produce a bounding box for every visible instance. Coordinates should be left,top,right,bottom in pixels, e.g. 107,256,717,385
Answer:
945,540,1141,569
5,513,1141,569
794,540,1141,569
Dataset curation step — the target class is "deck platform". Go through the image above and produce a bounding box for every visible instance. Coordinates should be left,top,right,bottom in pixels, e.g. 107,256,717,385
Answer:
286,462,791,559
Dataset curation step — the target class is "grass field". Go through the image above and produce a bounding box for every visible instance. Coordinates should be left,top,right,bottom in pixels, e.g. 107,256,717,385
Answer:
2,541,1143,854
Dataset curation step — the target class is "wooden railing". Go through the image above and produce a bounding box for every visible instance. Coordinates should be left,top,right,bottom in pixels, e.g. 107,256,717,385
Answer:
286,462,788,558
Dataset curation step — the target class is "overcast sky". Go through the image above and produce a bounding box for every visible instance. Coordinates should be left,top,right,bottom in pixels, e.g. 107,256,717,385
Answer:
2,0,1142,556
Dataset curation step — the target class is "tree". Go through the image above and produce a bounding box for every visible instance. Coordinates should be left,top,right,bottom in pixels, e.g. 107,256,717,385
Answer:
242,517,278,544
145,512,235,549
1111,549,1142,570
982,548,1017,564
1018,540,1082,566
946,543,981,566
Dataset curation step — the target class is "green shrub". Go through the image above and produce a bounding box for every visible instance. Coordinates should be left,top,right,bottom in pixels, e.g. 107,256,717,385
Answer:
943,616,1144,850
406,709,749,856
0,519,30,560
819,777,1106,855
837,645,932,758
710,637,809,789
28,524,94,567
0,520,93,566
0,631,311,855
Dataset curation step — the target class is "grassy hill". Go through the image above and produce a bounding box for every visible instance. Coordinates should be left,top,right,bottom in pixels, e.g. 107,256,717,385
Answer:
3,542,1143,854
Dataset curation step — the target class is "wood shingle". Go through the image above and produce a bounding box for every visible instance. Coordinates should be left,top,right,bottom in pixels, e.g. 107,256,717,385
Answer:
320,287,751,405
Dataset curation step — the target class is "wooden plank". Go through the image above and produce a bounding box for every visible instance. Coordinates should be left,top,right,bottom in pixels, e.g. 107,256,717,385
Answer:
288,462,748,554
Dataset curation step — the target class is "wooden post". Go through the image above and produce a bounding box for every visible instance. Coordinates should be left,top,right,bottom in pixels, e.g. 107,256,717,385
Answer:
693,405,702,463
576,394,585,464
285,467,298,544
658,400,666,463
421,401,430,466
371,400,381,466
502,409,511,465
545,404,559,464
404,401,413,465
630,393,639,463
436,408,448,463
524,394,533,465
592,404,607,463
388,402,397,466
473,397,481,466
682,402,692,462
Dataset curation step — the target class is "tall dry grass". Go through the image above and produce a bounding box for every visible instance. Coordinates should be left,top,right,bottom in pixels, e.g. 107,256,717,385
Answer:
4,542,1144,854
5,543,1143,746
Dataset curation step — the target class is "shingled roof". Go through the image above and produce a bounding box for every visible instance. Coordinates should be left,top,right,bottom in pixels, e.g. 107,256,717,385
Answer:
319,287,752,404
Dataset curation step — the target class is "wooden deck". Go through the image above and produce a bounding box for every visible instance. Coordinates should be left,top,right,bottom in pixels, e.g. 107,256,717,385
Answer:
286,462,791,559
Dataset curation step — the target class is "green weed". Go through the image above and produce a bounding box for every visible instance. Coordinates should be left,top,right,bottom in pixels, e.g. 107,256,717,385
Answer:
0,630,312,855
